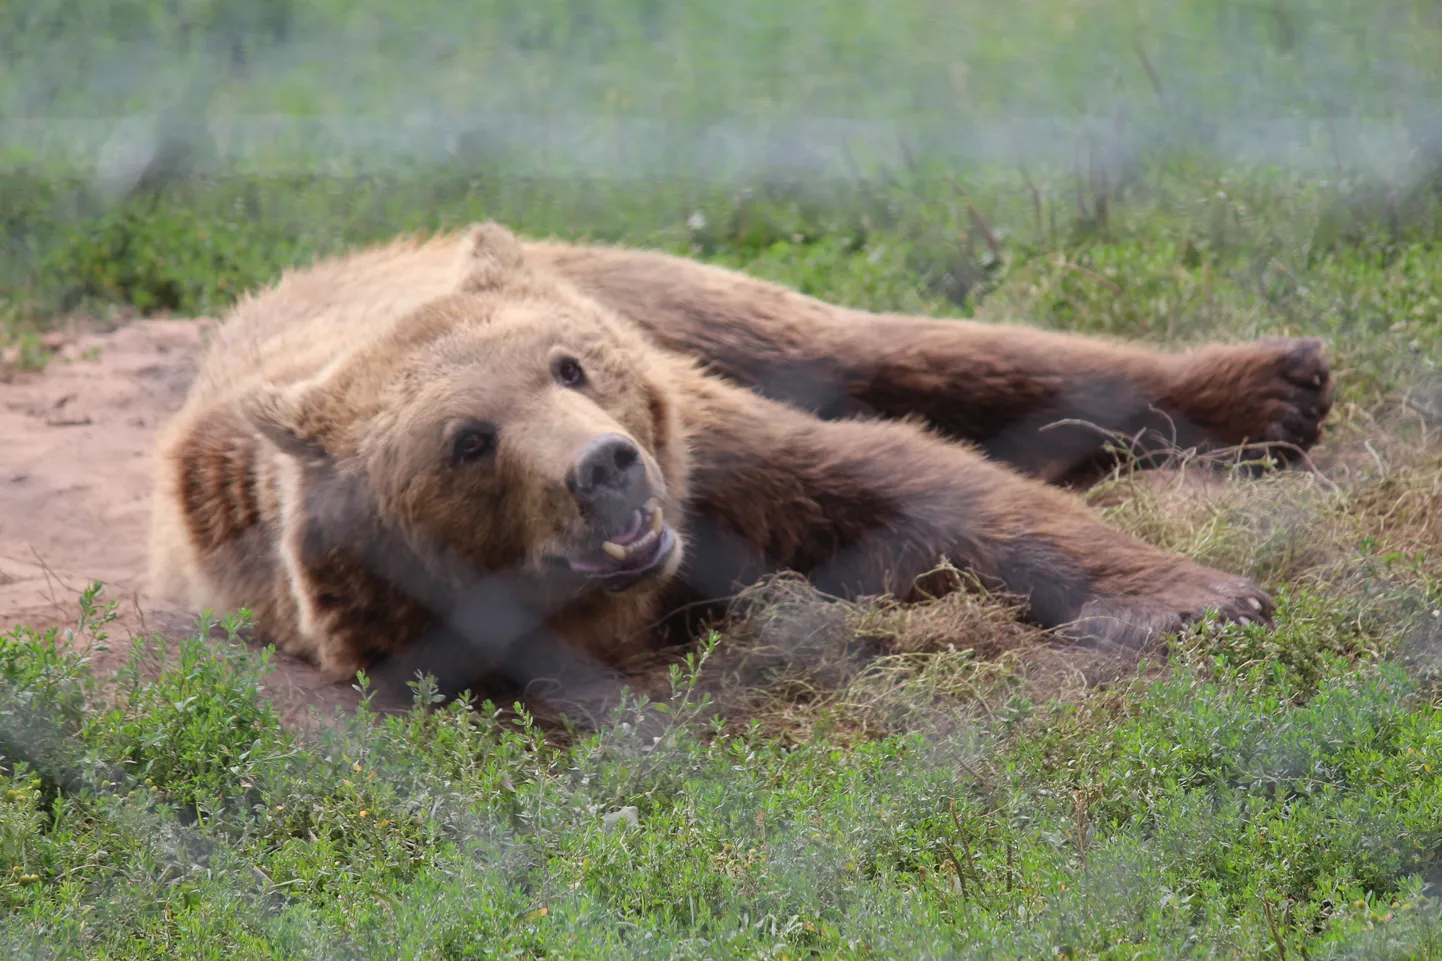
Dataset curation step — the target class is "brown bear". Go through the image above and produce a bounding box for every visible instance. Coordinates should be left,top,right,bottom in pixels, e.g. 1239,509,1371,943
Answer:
148,222,1296,700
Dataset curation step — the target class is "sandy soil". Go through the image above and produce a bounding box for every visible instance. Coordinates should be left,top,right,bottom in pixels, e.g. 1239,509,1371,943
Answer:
0,319,361,725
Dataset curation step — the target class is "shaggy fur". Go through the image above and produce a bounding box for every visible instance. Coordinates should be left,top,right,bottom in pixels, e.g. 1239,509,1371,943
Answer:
150,223,1302,698
529,243,1333,484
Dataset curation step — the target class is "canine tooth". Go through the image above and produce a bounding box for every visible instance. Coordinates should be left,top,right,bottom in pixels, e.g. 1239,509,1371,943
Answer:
602,541,629,561
649,507,665,534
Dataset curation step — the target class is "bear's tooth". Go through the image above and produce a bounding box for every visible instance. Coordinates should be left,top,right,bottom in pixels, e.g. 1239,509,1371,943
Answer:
602,541,629,561
649,506,665,534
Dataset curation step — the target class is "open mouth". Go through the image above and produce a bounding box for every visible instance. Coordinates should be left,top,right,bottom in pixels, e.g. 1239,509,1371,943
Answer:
560,498,677,589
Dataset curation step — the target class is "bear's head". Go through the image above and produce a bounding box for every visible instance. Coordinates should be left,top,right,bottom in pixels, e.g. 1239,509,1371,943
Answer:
242,223,690,631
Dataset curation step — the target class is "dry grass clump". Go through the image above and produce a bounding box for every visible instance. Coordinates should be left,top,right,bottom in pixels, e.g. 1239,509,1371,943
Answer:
662,570,1157,742
1093,429,1440,573
685,572,1035,740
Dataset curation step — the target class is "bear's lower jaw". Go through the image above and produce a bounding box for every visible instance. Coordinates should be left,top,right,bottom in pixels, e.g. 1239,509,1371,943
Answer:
550,525,679,594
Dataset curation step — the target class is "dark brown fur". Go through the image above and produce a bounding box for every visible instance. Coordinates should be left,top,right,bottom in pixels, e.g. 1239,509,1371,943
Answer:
663,370,1270,653
528,244,1333,484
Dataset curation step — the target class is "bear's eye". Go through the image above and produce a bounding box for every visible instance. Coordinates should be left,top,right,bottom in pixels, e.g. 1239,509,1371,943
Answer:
552,355,586,388
452,422,498,466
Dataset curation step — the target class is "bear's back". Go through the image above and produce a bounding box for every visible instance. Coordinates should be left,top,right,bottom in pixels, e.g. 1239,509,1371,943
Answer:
186,233,466,407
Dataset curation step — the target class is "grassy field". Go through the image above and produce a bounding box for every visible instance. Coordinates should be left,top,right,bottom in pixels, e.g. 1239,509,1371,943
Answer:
4,0,1442,957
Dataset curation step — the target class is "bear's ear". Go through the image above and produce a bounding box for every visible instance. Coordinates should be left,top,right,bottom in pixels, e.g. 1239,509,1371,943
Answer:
241,381,331,462
455,221,527,293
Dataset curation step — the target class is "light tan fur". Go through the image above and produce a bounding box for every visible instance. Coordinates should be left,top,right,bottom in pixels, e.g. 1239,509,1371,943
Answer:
150,225,688,684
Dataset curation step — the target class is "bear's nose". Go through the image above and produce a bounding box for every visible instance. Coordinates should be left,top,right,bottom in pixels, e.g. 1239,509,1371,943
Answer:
566,433,646,510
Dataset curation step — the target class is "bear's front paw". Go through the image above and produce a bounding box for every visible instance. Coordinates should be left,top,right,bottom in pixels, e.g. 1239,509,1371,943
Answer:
1171,337,1334,465
1249,337,1333,454
1062,566,1274,650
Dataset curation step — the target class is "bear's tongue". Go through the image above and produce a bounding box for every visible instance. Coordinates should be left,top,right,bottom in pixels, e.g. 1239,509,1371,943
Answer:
569,501,667,575
606,508,647,547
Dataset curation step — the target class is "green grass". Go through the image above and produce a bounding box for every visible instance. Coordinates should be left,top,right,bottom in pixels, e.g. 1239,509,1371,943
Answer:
6,166,1442,408
5,0,1442,956
1,584,1440,959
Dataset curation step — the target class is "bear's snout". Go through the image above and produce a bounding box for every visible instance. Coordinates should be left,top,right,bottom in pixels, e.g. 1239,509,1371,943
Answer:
566,433,651,530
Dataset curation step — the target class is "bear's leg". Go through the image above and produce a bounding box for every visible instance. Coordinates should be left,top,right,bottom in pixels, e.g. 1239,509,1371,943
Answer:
674,373,1274,647
820,318,1333,484
537,245,1332,484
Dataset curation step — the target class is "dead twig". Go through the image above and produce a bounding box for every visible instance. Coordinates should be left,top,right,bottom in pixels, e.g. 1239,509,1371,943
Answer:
1133,37,1164,100
1018,162,1045,245
947,175,1003,263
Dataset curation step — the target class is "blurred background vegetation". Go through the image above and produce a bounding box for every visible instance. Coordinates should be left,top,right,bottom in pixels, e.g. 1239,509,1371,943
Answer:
1,0,1440,353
